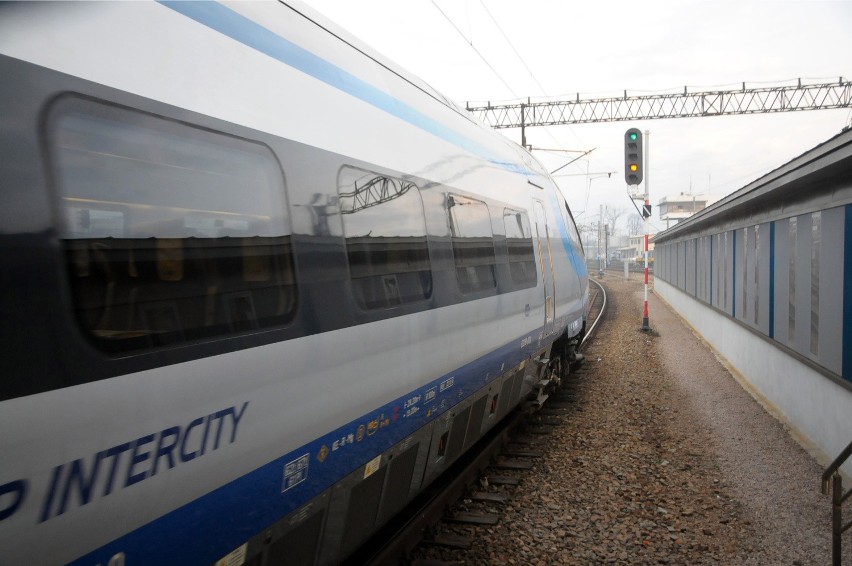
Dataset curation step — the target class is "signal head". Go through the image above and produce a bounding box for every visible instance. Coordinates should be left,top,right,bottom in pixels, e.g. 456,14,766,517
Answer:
624,128,643,185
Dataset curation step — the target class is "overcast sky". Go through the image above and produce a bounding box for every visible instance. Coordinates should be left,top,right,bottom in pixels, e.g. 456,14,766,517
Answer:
302,0,852,234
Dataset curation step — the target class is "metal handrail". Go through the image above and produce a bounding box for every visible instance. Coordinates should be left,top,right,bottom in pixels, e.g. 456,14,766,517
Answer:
822,440,852,495
822,439,852,566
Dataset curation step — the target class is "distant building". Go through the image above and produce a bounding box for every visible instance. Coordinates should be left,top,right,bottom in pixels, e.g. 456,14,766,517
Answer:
658,193,721,227
616,233,656,263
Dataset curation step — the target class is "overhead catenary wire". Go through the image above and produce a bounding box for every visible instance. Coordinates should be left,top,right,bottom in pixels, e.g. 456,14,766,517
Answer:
475,0,603,175
431,0,612,178
429,0,520,100
476,0,548,97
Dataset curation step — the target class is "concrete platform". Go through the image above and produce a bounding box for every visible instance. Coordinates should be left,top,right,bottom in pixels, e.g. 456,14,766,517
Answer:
655,276,852,479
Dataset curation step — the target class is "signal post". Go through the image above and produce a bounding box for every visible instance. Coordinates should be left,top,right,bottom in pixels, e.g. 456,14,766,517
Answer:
624,128,651,331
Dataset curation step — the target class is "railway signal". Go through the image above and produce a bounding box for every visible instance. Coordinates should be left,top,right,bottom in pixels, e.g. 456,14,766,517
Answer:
624,128,651,331
624,128,643,185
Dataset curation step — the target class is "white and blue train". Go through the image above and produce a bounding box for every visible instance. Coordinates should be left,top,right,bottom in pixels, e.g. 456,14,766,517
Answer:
0,2,589,564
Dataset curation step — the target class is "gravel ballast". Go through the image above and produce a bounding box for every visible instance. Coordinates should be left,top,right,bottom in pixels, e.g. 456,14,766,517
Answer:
409,276,840,565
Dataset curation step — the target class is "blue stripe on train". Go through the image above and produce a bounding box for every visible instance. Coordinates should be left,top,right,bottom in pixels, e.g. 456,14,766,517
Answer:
159,1,531,177
67,325,555,565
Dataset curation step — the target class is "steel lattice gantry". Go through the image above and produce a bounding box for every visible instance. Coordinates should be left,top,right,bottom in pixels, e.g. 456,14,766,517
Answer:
466,78,852,128
339,175,415,214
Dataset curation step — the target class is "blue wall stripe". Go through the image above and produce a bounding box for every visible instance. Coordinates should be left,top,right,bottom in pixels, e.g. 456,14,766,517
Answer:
159,1,530,176
843,205,852,381
709,235,714,306
732,230,737,318
694,239,698,297
769,222,775,339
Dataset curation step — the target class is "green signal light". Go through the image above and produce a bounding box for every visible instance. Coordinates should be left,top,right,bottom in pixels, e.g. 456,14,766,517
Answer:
629,132,638,141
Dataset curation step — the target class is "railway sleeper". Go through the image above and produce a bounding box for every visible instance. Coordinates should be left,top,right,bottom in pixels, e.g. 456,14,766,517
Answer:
444,511,500,526
485,475,520,486
423,533,474,549
492,458,534,470
469,491,509,504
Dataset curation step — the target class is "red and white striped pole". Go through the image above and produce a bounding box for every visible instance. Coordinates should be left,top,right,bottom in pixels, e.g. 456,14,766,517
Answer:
642,208,650,330
641,130,651,331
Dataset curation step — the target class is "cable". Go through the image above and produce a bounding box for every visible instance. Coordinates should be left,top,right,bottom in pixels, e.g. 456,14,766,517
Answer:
282,1,476,121
476,1,592,173
430,0,520,99
477,0,548,96
433,1,619,179
628,186,643,219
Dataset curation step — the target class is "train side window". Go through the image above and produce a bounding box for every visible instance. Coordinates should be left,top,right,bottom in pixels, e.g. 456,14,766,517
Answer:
448,195,497,294
48,97,296,352
338,167,432,309
502,209,537,289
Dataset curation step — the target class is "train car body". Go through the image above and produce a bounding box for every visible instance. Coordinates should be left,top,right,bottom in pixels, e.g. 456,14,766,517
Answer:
0,2,588,564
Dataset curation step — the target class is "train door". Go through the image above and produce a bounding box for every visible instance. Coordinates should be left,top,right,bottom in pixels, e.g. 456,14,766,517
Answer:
533,200,555,336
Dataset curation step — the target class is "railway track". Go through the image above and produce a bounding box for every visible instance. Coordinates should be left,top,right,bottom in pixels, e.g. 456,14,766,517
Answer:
349,281,608,566
584,279,606,346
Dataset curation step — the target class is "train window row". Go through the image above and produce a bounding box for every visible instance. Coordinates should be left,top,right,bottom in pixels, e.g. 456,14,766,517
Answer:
48,98,539,354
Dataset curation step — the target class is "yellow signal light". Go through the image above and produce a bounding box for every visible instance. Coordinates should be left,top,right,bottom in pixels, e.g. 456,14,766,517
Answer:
629,163,638,172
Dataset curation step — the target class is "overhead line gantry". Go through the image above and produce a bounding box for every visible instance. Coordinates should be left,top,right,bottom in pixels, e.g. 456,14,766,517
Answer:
465,77,852,146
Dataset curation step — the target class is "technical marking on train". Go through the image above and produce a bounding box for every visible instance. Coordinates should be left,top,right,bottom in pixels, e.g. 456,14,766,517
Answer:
281,453,310,493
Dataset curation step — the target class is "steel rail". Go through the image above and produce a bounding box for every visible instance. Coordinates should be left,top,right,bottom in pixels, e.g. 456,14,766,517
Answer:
582,278,607,348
